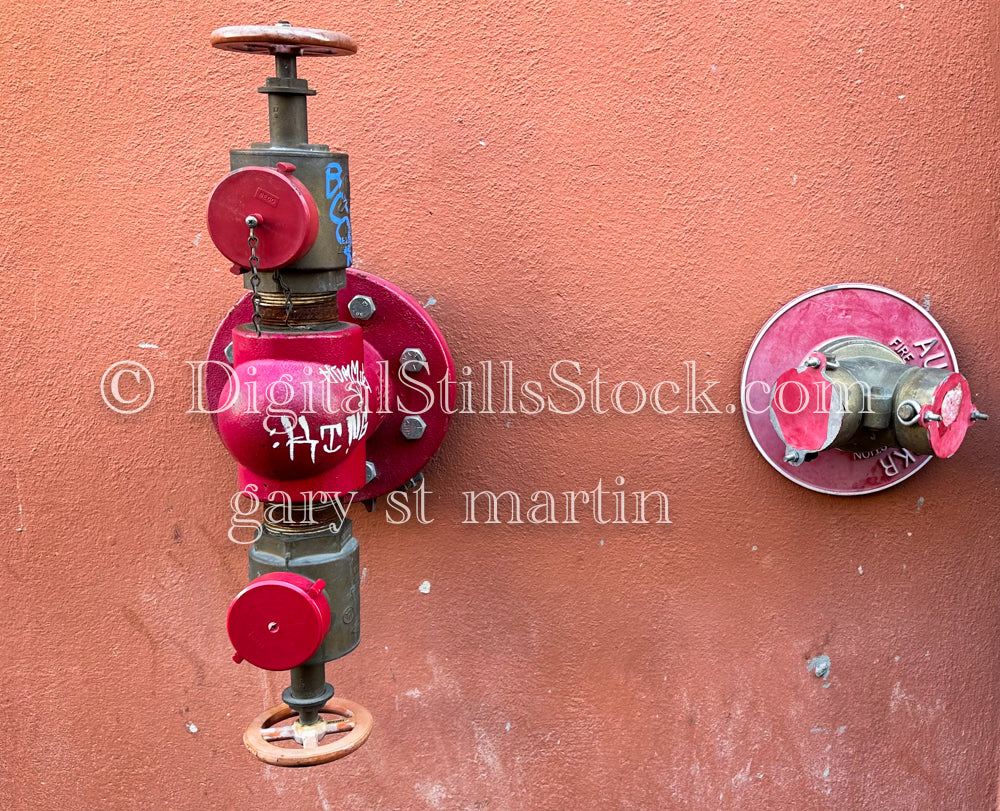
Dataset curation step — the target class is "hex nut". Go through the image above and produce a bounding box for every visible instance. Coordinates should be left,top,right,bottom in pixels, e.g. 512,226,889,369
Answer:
400,415,427,440
365,461,377,484
783,449,804,465
400,348,427,375
348,295,376,321
224,342,234,364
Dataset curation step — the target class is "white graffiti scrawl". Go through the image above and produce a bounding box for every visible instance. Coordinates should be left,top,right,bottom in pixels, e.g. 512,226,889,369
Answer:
263,361,371,464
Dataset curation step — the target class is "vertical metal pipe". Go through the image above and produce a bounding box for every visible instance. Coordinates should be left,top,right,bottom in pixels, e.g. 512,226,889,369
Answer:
274,54,297,79
288,662,328,725
268,91,308,147
266,53,308,147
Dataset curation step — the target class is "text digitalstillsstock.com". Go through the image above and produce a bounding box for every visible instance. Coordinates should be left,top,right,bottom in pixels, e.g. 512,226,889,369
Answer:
104,357,876,418
103,359,719,541
104,359,736,416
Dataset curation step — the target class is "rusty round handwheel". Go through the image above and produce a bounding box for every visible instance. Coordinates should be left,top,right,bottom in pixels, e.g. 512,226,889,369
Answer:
211,24,357,57
244,698,372,767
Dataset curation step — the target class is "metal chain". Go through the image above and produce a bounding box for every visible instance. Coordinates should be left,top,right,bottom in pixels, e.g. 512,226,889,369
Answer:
246,216,263,336
272,268,294,325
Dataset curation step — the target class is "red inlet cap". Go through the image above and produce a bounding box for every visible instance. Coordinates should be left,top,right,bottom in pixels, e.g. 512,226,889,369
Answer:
923,372,973,459
227,573,331,671
769,354,845,453
207,164,319,270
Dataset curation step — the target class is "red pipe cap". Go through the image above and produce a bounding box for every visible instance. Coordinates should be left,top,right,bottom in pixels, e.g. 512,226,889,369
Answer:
207,166,319,270
922,373,973,458
769,354,845,453
227,573,330,671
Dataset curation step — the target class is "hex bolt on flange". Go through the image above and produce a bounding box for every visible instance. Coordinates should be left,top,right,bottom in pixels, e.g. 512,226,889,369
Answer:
400,415,427,440
784,449,805,466
348,295,376,321
896,399,920,426
398,472,424,491
804,354,839,370
365,461,377,484
400,348,427,374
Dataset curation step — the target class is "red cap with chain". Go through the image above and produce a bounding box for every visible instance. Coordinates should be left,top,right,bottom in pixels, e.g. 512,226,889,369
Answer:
207,163,319,270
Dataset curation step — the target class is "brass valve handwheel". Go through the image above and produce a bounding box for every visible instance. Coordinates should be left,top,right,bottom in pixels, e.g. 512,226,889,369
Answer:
211,24,357,57
244,698,373,767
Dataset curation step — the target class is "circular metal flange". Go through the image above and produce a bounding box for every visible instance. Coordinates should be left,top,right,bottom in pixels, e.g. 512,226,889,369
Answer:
211,25,357,57
244,698,372,767
205,268,456,502
741,284,959,496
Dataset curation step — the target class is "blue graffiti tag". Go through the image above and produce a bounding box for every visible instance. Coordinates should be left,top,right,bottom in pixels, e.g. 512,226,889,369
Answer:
325,162,352,265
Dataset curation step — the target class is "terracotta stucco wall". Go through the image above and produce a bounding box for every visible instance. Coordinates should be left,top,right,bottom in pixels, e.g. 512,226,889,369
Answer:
2,0,999,808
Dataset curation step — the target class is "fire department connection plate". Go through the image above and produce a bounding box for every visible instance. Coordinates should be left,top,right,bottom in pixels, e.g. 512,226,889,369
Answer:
741,284,959,496
206,268,455,502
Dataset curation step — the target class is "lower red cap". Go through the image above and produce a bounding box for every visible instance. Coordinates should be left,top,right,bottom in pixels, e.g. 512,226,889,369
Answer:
227,573,330,671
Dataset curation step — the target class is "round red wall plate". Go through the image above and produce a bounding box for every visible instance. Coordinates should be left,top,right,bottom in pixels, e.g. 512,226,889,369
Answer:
741,284,959,495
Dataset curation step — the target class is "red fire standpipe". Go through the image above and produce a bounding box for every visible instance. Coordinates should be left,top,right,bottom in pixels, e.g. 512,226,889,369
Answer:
205,22,455,766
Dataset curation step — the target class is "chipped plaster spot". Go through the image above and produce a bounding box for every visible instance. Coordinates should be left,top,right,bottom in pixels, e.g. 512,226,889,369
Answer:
418,580,431,594
808,654,831,680
186,722,198,733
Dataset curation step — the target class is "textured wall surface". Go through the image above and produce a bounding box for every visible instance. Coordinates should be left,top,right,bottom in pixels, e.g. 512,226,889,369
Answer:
2,0,999,808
